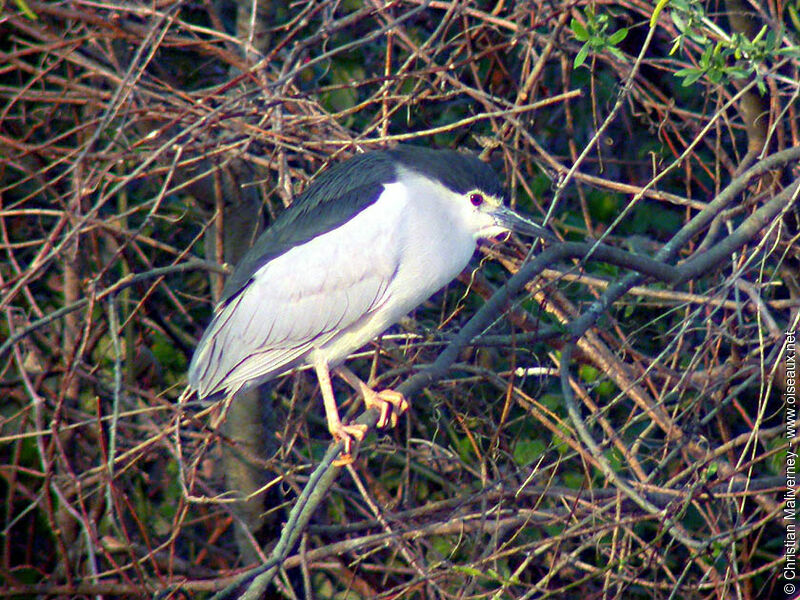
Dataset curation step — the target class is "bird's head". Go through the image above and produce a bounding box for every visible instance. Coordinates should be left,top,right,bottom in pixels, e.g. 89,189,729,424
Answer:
387,145,552,244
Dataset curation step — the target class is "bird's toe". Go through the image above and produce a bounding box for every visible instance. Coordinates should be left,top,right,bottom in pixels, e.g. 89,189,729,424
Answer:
365,389,409,428
330,422,368,464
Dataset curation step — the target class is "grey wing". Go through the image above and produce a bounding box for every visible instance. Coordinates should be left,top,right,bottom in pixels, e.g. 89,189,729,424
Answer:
187,206,402,398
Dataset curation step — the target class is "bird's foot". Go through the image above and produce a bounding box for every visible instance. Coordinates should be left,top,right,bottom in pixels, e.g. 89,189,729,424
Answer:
363,388,409,429
330,422,368,466
334,366,410,430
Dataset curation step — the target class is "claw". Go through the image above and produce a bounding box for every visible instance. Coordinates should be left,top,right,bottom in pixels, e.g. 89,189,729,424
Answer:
330,422,368,465
364,389,408,428
335,366,409,430
315,361,410,464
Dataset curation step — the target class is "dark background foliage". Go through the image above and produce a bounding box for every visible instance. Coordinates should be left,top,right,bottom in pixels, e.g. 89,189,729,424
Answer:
0,0,796,598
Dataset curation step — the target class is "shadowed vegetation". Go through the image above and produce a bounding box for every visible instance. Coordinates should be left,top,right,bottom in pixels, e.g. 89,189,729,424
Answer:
0,0,797,598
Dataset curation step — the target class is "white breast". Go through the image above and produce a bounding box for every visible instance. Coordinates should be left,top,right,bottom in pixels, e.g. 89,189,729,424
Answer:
313,175,478,365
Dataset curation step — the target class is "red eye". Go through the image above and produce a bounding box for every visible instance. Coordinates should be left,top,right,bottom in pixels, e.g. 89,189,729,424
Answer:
470,193,484,207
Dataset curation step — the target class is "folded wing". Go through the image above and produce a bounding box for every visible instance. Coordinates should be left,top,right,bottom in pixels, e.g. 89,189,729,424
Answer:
188,195,405,398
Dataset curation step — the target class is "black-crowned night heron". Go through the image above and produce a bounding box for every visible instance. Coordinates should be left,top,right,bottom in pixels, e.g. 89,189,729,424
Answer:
188,145,550,460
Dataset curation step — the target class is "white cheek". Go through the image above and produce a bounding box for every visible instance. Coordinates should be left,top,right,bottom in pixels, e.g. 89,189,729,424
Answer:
465,208,507,239
480,222,510,239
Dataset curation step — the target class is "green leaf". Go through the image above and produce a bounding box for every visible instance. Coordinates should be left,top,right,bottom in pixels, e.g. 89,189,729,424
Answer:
513,439,545,466
596,380,616,398
752,24,768,44
675,68,704,86
687,29,709,44
671,12,687,33
571,18,590,41
728,67,750,79
453,566,484,578
579,364,600,382
14,0,38,20
682,69,703,87
608,27,629,45
789,4,800,33
574,44,590,68
609,46,625,60
765,30,777,52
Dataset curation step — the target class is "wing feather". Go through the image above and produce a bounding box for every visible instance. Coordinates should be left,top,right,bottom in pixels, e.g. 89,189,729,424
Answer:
188,192,405,398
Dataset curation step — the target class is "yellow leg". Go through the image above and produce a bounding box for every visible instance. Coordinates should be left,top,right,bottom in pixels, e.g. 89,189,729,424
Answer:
313,360,367,465
335,366,409,429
